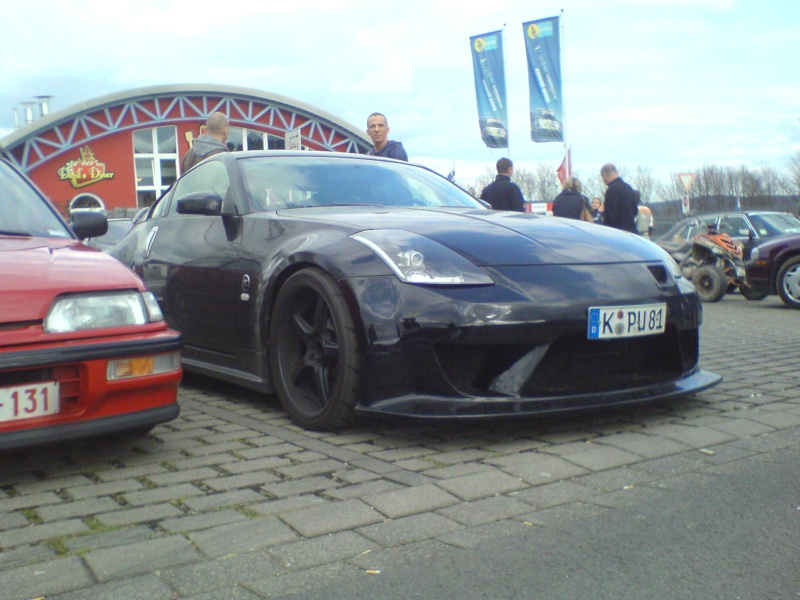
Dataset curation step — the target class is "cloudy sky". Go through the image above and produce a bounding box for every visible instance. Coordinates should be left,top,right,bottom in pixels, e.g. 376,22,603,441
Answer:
2,0,798,188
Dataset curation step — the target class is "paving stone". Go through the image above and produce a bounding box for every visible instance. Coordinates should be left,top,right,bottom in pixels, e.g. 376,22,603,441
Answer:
96,502,184,527
69,479,145,500
357,512,463,546
84,534,203,582
50,573,175,600
325,479,405,500
0,517,89,548
0,510,31,529
182,585,266,600
219,456,290,474
145,467,221,486
437,495,532,526
37,497,123,521
367,446,437,461
189,516,299,557
0,556,93,598
182,488,266,511
160,508,248,533
0,491,64,512
594,432,693,459
13,474,94,494
261,475,341,498
275,459,348,479
248,494,330,517
331,467,381,485
269,530,378,570
0,542,57,570
280,499,384,538
498,454,589,486
122,482,205,506
560,444,644,471
205,471,281,491
64,525,155,552
363,483,459,518
424,462,495,479
167,453,242,470
434,470,528,501
644,423,736,448
94,463,172,481
162,550,282,595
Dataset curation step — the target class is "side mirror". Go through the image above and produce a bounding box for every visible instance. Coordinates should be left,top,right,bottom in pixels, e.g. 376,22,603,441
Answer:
70,211,108,239
176,192,224,215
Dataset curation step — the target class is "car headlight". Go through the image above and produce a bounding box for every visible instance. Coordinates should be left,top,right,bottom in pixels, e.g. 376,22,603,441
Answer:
351,230,494,286
44,291,164,333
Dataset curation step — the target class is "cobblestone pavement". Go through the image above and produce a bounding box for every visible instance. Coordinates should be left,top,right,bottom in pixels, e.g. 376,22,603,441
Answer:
1,295,799,599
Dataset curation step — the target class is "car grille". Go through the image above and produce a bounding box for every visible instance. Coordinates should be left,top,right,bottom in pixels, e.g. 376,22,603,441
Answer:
434,327,699,397
0,365,81,404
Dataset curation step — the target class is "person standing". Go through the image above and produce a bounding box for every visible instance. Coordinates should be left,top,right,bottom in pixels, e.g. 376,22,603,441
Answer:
552,177,591,220
600,163,638,233
480,157,525,212
636,204,655,239
590,197,605,224
182,112,230,172
366,113,408,161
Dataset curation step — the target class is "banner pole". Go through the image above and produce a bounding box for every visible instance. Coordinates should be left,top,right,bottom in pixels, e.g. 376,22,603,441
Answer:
560,8,569,177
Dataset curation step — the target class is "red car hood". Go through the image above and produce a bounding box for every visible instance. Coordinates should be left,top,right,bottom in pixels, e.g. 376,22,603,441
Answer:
1,237,145,324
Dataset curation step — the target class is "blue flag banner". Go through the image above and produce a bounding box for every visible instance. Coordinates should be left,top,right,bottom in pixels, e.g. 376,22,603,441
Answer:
522,17,563,143
470,31,508,149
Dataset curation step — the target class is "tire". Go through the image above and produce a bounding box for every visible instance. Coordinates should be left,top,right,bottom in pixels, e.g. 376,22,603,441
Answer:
692,265,727,302
776,256,800,309
269,267,360,430
740,286,768,301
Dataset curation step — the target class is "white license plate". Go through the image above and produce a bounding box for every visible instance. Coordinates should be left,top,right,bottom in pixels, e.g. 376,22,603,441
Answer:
0,381,60,422
588,304,667,339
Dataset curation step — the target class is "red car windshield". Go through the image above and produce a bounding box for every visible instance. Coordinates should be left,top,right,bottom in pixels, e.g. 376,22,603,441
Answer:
0,161,71,239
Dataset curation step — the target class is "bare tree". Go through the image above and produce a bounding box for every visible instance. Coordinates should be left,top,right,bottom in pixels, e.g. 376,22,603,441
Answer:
629,166,656,205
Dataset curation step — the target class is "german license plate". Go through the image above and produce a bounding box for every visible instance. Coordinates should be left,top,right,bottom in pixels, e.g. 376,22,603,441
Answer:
0,382,60,422
588,304,666,339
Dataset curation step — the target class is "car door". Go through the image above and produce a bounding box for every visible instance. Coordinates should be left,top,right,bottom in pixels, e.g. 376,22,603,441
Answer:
139,160,245,366
718,214,755,257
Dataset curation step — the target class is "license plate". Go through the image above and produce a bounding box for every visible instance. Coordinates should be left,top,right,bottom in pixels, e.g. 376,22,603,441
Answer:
588,304,666,339
0,382,60,422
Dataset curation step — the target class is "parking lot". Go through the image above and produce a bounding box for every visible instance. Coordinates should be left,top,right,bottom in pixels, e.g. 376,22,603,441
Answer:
2,294,800,599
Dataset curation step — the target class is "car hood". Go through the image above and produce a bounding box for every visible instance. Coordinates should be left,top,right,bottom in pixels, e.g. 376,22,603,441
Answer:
276,207,666,265
0,237,145,323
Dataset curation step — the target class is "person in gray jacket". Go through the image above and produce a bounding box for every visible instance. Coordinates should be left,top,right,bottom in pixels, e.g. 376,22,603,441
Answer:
182,112,230,172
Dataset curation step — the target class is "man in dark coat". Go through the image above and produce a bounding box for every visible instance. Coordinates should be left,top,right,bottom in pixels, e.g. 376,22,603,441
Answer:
480,157,525,212
600,163,638,233
366,113,408,161
182,112,230,172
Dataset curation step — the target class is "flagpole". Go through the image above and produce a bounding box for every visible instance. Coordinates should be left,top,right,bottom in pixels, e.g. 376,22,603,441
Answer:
559,8,569,177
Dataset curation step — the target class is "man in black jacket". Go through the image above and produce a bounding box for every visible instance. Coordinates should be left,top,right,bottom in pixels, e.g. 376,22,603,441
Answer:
600,163,638,232
480,157,525,212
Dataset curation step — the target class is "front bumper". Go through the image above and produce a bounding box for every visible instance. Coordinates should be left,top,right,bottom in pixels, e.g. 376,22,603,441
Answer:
356,368,721,419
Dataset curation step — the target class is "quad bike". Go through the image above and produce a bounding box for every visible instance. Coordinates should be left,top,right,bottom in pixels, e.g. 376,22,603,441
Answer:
677,223,767,302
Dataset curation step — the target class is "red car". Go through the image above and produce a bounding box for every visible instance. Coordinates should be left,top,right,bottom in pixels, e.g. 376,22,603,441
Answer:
0,158,182,450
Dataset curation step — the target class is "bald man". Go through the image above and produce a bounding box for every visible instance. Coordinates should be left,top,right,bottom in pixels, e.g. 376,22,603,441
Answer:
182,111,230,172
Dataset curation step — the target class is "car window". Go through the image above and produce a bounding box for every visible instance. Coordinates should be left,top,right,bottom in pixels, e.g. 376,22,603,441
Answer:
169,161,231,216
748,213,800,236
0,160,71,238
239,156,481,211
719,216,750,237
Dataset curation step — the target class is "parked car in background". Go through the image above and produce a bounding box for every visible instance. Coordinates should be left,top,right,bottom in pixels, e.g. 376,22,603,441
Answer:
656,211,800,262
0,158,182,450
83,217,134,252
745,234,800,309
110,150,719,431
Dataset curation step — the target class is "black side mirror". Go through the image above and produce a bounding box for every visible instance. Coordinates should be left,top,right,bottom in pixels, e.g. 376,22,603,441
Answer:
70,211,108,239
176,192,224,215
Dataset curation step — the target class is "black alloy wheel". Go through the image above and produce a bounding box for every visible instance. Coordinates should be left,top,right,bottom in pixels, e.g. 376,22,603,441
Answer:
269,267,360,430
692,265,727,302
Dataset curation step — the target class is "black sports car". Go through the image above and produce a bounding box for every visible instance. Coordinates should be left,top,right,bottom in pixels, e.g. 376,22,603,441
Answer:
110,151,720,430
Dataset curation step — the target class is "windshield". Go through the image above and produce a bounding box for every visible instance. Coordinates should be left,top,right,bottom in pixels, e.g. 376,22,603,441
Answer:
238,156,482,212
0,161,72,238
748,213,800,236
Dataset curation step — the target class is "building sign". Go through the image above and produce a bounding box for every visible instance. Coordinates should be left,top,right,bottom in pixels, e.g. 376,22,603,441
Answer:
58,146,115,188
